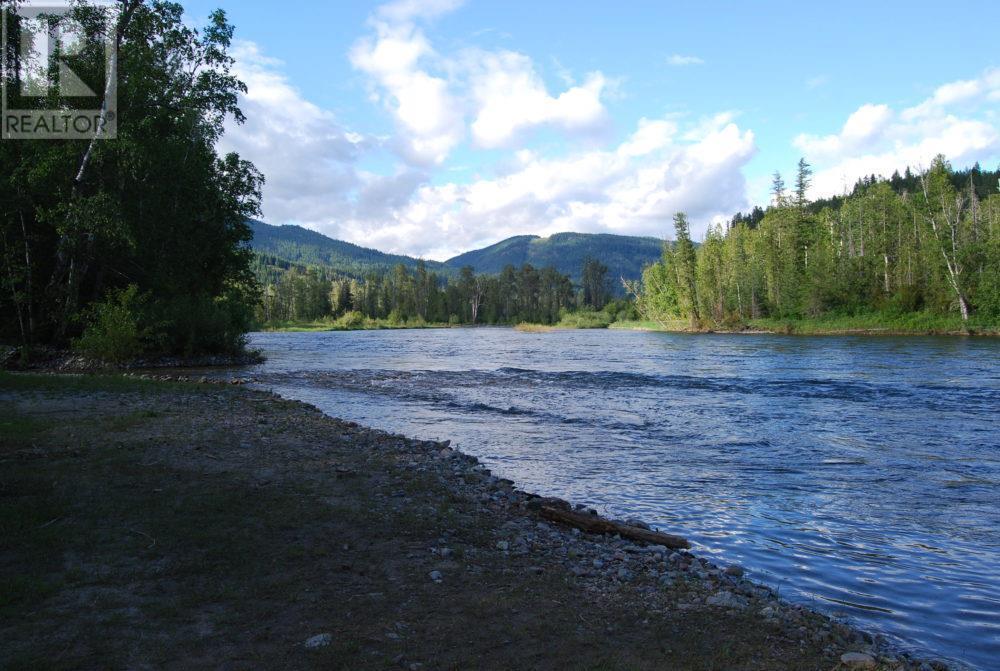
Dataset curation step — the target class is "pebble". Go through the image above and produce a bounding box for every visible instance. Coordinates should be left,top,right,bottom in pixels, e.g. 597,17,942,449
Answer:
214,391,947,671
303,633,333,649
840,652,877,669
706,592,748,610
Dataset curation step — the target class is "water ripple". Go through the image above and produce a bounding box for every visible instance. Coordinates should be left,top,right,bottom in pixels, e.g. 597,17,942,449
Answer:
237,328,1000,670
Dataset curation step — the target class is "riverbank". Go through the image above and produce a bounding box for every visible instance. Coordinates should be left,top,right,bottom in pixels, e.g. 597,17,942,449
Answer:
611,313,1000,337
261,309,999,337
0,346,265,373
259,313,456,332
1,372,952,670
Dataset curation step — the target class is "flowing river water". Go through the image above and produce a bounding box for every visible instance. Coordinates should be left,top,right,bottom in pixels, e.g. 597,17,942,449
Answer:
229,328,999,669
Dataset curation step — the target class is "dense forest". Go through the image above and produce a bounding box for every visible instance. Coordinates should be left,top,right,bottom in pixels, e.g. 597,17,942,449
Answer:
249,220,664,287
633,157,1000,329
256,257,635,327
0,2,261,360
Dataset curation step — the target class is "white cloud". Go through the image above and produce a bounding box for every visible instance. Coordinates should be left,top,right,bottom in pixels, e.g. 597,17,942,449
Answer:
667,54,704,67
618,118,677,157
376,0,465,23
224,39,755,259
221,41,372,226
350,2,611,160
468,50,608,148
341,115,757,258
793,68,1000,198
350,20,464,166
794,104,893,159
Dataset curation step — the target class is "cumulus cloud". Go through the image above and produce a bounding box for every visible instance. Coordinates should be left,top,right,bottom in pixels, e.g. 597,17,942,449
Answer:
468,50,608,148
224,27,755,259
340,115,757,258
220,41,372,227
349,18,464,166
350,0,611,163
226,7,998,263
793,68,1000,197
667,54,704,66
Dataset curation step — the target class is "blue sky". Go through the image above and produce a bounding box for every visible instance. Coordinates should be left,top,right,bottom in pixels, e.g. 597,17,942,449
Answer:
182,0,1000,259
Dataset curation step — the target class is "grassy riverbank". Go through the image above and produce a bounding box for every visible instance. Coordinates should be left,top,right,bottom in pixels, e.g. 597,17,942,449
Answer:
0,372,927,670
260,314,454,332
611,312,1000,336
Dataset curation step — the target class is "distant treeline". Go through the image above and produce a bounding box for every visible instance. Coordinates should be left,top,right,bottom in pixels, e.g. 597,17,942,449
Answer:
255,257,635,326
634,156,1000,327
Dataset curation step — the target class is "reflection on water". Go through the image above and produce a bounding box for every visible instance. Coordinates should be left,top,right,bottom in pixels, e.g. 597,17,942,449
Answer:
230,328,1000,670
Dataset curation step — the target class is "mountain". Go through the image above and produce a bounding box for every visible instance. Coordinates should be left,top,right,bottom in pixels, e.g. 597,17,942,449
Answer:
248,220,451,278
445,232,665,283
249,221,666,284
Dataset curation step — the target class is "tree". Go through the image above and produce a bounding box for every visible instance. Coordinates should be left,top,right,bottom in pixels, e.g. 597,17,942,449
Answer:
1,2,262,355
671,213,700,325
918,156,972,320
581,257,610,309
794,158,813,210
458,266,484,323
771,172,787,207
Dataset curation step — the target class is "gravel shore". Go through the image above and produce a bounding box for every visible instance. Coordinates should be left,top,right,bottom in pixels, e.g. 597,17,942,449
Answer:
0,372,953,670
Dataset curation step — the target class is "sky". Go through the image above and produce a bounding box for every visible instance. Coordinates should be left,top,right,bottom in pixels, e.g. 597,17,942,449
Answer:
181,0,1000,260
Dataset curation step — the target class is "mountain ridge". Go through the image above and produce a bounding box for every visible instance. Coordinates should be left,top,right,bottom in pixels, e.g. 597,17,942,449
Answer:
248,220,665,284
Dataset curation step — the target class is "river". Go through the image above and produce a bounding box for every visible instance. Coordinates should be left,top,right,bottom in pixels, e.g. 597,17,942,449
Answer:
232,328,1000,669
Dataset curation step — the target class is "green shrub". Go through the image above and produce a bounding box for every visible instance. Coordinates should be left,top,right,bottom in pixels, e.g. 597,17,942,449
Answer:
150,285,255,356
557,310,611,329
73,285,149,363
334,311,367,329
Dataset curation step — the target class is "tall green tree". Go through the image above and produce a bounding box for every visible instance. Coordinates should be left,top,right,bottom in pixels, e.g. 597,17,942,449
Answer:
1,1,262,355
671,213,700,325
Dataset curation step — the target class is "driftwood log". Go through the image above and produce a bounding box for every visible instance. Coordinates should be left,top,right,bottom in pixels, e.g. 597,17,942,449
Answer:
539,506,689,549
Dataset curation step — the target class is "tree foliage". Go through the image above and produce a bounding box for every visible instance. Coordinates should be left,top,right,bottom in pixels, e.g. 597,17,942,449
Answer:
257,260,594,327
1,1,261,356
639,157,1000,326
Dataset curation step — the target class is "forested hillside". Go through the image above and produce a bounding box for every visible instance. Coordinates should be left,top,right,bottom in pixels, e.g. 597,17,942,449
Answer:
248,223,664,287
249,220,454,279
445,232,664,284
634,157,1000,330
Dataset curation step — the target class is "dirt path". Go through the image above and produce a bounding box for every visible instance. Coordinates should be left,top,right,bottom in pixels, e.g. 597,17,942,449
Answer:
0,373,929,670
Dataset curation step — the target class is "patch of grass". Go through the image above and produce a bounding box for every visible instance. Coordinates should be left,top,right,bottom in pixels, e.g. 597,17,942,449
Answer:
610,319,693,331
747,311,998,335
0,371,201,394
260,316,457,332
557,310,612,329
0,412,50,441
611,312,999,336
514,323,556,333
106,409,162,432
